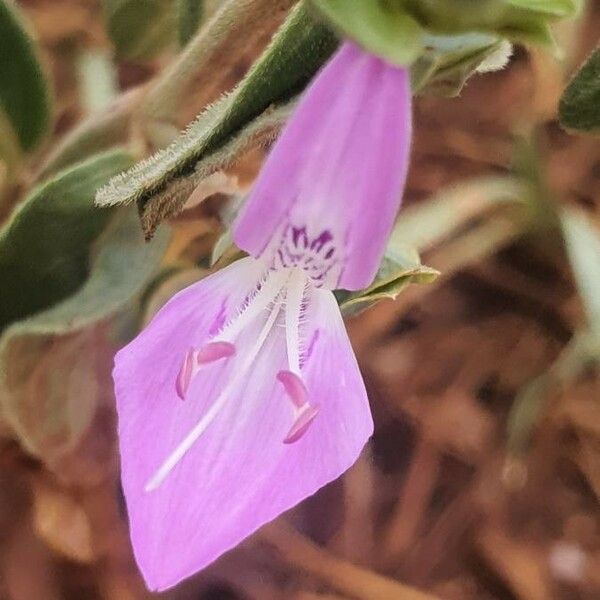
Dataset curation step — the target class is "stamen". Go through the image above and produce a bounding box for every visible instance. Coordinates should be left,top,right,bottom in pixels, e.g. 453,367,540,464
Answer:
175,348,196,400
277,370,318,443
174,342,236,400
216,269,288,343
146,301,283,492
284,268,306,375
278,268,318,443
284,404,319,444
276,370,308,409
197,341,235,364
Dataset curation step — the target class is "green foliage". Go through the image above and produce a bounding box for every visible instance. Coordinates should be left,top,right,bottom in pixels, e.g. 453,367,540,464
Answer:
0,150,133,330
403,0,575,38
506,0,580,17
412,32,507,96
102,0,177,60
0,0,51,152
96,0,573,236
178,0,204,46
339,243,438,316
559,48,600,135
0,105,22,180
312,0,579,59
137,102,293,237
310,0,423,66
0,209,169,462
96,2,337,229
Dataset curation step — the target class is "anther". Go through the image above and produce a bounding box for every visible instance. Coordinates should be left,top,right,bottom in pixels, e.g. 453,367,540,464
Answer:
197,341,236,364
277,370,319,443
175,348,197,400
175,342,236,400
276,370,307,409
284,404,319,444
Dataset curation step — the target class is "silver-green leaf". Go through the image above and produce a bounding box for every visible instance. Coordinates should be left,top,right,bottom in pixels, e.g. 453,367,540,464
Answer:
559,47,600,135
0,150,133,330
0,0,52,152
0,208,169,462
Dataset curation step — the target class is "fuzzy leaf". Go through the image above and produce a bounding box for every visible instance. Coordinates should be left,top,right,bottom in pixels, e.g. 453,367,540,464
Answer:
0,150,133,330
0,208,169,464
138,102,293,237
310,0,423,66
101,0,177,60
96,2,337,234
559,48,600,135
0,0,51,152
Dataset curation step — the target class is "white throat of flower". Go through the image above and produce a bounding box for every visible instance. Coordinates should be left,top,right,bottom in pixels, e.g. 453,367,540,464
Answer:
145,267,317,492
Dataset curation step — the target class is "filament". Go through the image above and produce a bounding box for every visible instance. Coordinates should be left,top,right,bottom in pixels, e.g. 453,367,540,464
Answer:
284,268,305,375
216,269,288,343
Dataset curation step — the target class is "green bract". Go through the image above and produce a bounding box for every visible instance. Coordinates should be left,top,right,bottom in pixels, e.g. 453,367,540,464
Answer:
311,0,580,64
310,0,423,66
411,32,506,96
339,243,438,317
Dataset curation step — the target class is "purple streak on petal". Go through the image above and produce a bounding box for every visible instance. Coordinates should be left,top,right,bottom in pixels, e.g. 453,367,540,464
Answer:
304,328,320,363
114,265,372,591
208,299,227,335
233,42,412,291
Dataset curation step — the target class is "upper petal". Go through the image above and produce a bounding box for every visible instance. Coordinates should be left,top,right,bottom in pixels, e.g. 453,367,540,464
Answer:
114,267,372,590
233,42,412,291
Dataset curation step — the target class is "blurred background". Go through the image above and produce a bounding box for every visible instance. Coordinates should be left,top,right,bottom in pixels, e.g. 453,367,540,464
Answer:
0,1,599,599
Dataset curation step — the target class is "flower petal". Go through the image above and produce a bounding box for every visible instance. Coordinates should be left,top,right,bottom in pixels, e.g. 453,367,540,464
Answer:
114,267,372,591
233,42,412,291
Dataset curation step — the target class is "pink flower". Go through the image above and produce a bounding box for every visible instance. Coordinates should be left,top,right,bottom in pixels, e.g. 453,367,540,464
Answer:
114,43,411,591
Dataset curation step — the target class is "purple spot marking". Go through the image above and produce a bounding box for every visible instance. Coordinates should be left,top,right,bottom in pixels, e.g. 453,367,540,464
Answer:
304,329,320,363
292,226,309,249
310,230,333,253
208,299,228,335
